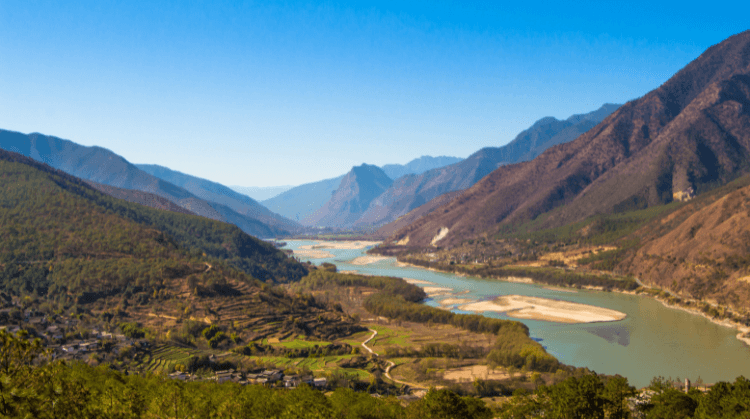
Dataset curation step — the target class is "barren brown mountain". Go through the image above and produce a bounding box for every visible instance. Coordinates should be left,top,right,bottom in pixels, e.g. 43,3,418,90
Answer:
355,104,619,228
386,30,750,248
374,190,463,239
620,177,750,309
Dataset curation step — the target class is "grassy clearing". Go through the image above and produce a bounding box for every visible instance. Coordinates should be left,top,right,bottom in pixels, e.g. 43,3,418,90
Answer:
366,325,413,352
273,338,332,349
338,330,371,347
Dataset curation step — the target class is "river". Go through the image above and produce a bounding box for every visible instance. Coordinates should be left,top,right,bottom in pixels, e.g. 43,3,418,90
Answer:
282,240,750,388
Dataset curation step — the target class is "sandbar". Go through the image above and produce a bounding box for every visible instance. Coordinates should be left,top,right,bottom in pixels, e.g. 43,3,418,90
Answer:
292,249,334,259
439,298,473,306
348,255,392,265
402,278,435,285
459,295,626,324
299,240,380,250
423,286,454,296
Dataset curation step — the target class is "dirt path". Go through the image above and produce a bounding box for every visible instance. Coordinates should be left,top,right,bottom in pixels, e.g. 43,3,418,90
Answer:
361,328,434,390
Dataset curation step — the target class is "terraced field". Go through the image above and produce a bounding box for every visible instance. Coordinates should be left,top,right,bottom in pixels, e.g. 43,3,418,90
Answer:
134,344,207,373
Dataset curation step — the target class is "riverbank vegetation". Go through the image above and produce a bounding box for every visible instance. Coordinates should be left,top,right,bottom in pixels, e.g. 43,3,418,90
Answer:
296,269,559,373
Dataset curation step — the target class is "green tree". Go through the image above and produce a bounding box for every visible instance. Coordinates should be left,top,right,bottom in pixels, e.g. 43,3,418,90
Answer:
603,375,636,419
542,374,605,419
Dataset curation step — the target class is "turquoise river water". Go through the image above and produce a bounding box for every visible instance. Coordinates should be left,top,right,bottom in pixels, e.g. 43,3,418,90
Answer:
282,240,750,388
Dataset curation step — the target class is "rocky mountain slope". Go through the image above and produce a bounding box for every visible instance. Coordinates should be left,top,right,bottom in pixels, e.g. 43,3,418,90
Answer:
355,104,620,228
621,176,750,309
386,30,750,248
303,164,393,228
262,155,463,224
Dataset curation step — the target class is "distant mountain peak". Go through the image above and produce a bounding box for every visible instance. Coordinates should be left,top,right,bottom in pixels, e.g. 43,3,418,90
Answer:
353,103,621,228
303,164,393,228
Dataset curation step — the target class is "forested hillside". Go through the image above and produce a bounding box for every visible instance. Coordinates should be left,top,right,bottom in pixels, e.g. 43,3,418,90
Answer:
0,129,295,238
0,149,306,299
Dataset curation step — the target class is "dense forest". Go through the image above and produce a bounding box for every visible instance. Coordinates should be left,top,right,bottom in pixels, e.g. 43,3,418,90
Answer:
0,150,306,290
0,150,307,313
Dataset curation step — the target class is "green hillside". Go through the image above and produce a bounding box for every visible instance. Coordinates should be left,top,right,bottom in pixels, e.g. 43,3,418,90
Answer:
0,149,306,300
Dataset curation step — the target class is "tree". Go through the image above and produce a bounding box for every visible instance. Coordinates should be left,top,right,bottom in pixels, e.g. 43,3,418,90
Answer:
543,374,605,419
603,375,636,419
406,388,492,419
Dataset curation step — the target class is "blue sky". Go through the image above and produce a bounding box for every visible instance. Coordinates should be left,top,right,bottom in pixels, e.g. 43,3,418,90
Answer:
1,1,748,187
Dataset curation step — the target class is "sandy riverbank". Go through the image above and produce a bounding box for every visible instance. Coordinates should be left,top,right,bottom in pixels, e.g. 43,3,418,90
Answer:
459,295,627,324
439,297,473,306
292,249,334,259
349,255,392,265
402,278,435,285
300,240,380,250
405,259,750,345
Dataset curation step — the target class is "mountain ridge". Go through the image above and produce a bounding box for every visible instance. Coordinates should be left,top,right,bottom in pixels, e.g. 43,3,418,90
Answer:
354,103,621,228
0,129,295,238
384,30,750,248
136,164,301,234
303,164,393,228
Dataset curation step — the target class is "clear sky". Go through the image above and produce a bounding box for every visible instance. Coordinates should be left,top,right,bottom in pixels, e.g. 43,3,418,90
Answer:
1,1,748,187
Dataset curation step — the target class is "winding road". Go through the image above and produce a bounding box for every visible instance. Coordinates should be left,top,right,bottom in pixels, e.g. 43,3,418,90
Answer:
361,328,431,389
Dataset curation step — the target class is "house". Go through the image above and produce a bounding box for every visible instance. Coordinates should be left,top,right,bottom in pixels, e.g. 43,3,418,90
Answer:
61,344,79,354
79,341,99,352
283,375,301,388
28,316,47,327
261,369,282,382
215,369,236,384
169,371,188,381
313,377,328,388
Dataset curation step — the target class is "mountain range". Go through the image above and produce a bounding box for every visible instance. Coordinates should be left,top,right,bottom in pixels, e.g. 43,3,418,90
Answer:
261,155,463,223
380,155,463,179
384,30,750,249
349,103,621,229
0,130,300,238
230,185,294,201
302,164,394,228
136,164,300,234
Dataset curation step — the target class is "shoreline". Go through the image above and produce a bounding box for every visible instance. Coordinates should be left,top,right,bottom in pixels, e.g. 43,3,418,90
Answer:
395,260,750,346
649,295,750,347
